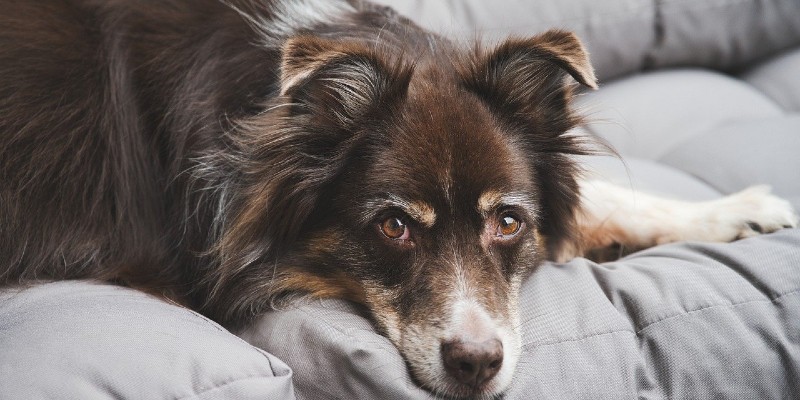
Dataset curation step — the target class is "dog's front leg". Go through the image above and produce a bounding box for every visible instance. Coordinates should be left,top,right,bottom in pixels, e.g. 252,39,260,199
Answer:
565,180,798,261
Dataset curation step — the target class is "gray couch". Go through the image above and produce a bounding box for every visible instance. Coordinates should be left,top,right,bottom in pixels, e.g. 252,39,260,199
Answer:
2,1,799,399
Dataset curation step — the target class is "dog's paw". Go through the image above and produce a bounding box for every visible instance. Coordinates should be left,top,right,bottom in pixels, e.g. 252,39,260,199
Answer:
704,185,798,242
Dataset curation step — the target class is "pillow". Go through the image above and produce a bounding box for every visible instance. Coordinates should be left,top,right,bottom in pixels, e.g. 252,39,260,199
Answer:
241,229,800,399
0,281,294,400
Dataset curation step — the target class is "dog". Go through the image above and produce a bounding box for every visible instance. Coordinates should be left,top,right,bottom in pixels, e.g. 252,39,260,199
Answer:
1,0,796,398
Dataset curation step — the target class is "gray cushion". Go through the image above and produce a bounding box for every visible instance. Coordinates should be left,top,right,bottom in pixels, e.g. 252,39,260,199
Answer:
651,0,800,72
743,47,800,112
372,0,800,80
574,69,783,159
578,155,722,201
573,68,800,209
242,229,800,399
370,0,656,81
0,281,295,400
661,116,800,210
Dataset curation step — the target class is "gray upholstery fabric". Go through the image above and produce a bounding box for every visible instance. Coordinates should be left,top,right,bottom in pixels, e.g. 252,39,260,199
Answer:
574,69,783,159
4,232,797,400
0,281,295,400
375,0,800,81
652,0,800,72
743,47,800,112
574,69,800,209
240,302,430,399
577,155,722,201
371,0,656,81
661,116,800,210
243,229,800,399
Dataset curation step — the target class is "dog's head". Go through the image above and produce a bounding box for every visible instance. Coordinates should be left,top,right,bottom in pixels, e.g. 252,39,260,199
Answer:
208,29,596,398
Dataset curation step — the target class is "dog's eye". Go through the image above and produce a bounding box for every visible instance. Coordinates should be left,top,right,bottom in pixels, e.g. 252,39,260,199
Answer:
497,215,522,237
380,217,409,240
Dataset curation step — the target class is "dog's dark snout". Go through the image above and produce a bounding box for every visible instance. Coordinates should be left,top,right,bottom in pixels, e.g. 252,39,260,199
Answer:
441,338,503,387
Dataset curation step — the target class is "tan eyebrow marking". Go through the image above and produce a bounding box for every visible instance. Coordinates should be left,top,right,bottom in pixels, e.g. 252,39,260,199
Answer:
478,190,504,216
363,195,437,228
406,200,437,228
477,190,538,217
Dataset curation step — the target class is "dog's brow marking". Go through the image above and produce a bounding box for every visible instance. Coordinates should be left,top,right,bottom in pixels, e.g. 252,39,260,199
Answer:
407,200,437,227
478,190,538,216
478,190,504,215
363,195,437,227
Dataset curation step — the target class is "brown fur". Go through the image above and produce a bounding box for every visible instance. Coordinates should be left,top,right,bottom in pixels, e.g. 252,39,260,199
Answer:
0,0,598,397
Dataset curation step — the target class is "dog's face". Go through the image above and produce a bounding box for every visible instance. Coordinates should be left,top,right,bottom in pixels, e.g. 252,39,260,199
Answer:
325,85,542,397
212,29,596,398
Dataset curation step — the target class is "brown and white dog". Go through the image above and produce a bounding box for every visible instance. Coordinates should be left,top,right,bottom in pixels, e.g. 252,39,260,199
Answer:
1,0,796,398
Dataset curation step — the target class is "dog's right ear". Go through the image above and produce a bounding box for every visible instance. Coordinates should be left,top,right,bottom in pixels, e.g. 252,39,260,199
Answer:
279,35,413,127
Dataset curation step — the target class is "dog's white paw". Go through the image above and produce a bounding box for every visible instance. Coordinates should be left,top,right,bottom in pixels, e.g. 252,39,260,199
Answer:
698,185,798,242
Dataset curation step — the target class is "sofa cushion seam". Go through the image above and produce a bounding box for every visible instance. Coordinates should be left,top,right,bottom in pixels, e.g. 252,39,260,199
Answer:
175,375,284,400
635,287,800,335
522,328,635,349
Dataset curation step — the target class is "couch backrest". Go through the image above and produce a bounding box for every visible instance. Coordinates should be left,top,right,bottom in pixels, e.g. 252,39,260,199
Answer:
373,0,800,81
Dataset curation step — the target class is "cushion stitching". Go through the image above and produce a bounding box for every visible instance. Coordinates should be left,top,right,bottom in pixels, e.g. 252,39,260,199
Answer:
174,375,287,400
659,0,765,14
521,289,800,349
279,288,800,353
522,328,635,349
636,287,800,334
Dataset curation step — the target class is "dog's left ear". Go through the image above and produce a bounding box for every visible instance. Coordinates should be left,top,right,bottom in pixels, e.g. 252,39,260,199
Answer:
460,29,596,125
460,29,597,258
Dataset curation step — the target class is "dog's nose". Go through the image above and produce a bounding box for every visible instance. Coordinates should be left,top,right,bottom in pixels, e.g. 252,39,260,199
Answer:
441,338,503,387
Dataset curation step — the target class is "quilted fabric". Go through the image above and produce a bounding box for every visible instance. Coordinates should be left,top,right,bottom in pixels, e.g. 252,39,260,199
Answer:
242,230,800,399
3,231,797,400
